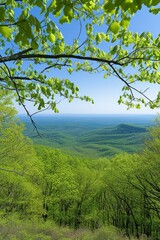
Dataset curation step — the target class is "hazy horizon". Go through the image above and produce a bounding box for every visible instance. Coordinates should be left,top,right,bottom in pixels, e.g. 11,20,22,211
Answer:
17,112,157,116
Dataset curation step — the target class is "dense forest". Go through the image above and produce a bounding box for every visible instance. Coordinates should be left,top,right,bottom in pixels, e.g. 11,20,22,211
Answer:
1,91,160,240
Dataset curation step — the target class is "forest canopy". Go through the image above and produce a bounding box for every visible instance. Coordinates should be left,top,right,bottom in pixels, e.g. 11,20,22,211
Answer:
0,0,160,119
0,91,160,239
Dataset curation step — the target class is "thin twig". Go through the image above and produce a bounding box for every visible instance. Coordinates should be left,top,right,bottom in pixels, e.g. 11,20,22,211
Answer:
108,63,154,104
1,62,41,136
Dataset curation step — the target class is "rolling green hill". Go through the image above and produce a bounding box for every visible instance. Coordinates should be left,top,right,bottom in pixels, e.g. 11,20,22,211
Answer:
20,113,152,158
77,124,147,156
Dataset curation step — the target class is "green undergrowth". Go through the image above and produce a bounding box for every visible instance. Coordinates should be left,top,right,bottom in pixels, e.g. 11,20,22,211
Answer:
0,217,145,240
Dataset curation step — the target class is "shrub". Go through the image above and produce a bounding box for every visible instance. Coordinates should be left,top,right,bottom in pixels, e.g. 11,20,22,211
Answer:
92,226,127,240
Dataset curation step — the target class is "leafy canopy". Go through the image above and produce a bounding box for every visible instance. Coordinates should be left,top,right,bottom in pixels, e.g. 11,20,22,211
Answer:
0,91,42,216
0,0,160,118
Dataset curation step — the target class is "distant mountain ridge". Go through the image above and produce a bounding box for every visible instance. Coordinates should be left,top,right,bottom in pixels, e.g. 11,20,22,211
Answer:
111,124,147,134
79,124,147,141
76,124,148,156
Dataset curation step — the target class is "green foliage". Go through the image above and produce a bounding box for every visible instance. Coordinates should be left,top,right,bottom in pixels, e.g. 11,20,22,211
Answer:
0,91,43,218
0,220,133,240
0,0,159,115
1,94,160,239
34,117,160,239
92,226,123,240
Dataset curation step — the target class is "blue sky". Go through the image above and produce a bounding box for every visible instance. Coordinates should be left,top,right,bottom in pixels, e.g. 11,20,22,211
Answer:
15,6,160,115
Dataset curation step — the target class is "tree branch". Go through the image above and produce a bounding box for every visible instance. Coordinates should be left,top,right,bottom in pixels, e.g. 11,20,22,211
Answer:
1,62,42,136
0,53,123,66
108,62,155,105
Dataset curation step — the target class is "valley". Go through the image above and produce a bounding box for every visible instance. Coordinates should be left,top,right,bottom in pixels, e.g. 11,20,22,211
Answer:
20,114,155,157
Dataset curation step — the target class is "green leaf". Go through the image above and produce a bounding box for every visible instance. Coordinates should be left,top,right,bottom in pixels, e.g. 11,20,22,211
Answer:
59,16,69,24
149,7,160,14
120,0,133,11
103,2,115,13
121,18,130,29
31,40,38,49
63,6,74,19
136,104,141,109
67,68,73,74
153,62,159,70
0,26,13,38
110,21,120,34
48,33,56,43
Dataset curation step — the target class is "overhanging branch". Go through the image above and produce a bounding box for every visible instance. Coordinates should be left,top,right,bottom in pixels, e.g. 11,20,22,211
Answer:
1,61,42,136
108,62,155,105
0,53,123,66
